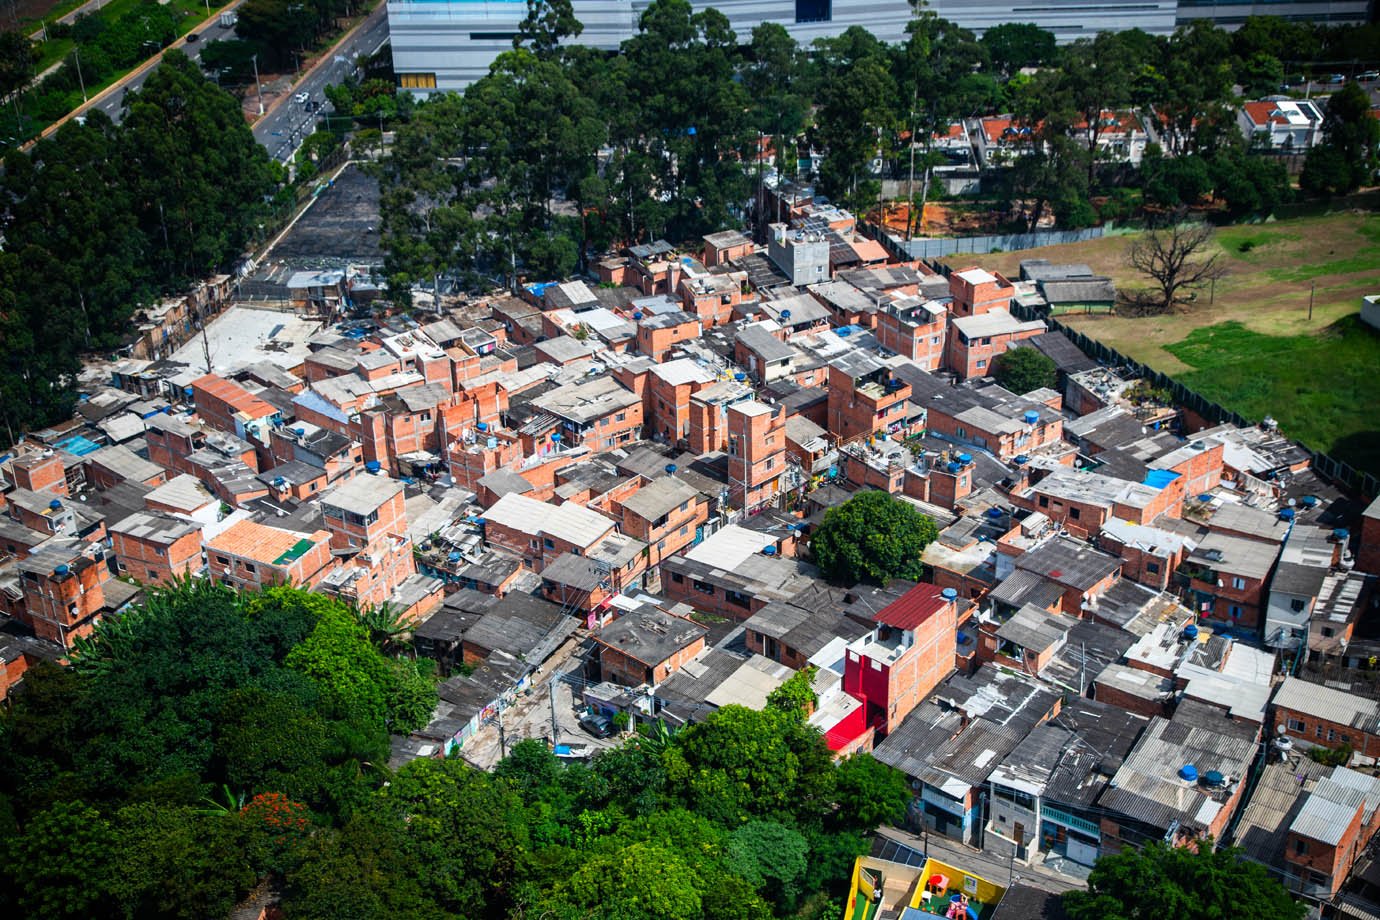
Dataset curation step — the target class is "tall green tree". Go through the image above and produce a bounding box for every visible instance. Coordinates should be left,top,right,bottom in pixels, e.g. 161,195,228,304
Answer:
514,0,583,56
1301,81,1380,195
992,346,1057,393
1064,840,1307,920
980,22,1056,78
811,490,939,585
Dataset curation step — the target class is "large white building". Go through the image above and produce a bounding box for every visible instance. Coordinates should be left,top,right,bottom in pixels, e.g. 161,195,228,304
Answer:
386,0,1179,93
386,0,1372,94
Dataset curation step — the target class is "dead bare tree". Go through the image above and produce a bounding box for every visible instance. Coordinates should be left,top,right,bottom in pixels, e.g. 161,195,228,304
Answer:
1126,221,1227,314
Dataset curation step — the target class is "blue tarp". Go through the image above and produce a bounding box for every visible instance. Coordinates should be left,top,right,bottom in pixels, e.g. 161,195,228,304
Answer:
55,435,101,456
1142,469,1181,490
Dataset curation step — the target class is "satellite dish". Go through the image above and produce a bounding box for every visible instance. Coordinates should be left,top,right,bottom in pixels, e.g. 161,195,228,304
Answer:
1277,723,1288,735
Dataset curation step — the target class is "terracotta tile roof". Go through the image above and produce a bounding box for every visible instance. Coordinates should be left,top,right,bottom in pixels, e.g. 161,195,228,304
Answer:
206,519,327,566
192,374,277,419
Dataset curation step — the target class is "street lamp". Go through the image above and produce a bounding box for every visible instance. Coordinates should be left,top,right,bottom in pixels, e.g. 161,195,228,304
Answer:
251,54,264,115
73,47,87,103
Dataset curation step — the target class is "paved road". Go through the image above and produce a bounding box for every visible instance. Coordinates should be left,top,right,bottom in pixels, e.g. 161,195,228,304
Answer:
252,4,390,164
875,826,1087,895
88,12,241,121
27,0,117,38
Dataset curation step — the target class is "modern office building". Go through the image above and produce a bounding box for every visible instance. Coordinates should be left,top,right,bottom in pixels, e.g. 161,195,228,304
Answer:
387,0,1372,94
387,0,1181,93
1175,0,1371,29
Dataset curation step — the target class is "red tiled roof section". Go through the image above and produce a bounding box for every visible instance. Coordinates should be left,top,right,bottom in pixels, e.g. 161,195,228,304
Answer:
192,374,277,418
875,582,950,630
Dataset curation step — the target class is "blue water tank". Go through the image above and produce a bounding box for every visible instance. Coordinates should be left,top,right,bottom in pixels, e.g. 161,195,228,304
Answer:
293,428,306,437
1302,495,1320,508
957,453,972,464
1198,493,1213,503
54,564,69,576
947,461,962,473
1334,528,1351,540
48,499,62,511
184,386,194,397
1013,455,1029,465
734,372,747,382
763,545,777,556
986,508,1003,519
448,552,462,563
941,587,958,601
1179,764,1198,782
1204,770,1225,787
474,518,486,527
365,460,381,473
1024,410,1040,424
781,309,792,320
836,327,852,338
665,464,678,474
1183,624,1199,641
633,312,644,321
551,432,562,443
477,422,488,432
1279,508,1296,521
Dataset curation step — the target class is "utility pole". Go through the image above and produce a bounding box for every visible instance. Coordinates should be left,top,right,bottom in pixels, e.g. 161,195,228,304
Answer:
251,54,264,115
74,47,87,103
1079,641,1086,697
906,87,917,242
1308,281,1315,321
548,673,559,744
497,703,507,759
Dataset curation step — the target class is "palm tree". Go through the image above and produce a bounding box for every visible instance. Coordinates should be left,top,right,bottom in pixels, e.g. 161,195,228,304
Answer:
355,602,413,657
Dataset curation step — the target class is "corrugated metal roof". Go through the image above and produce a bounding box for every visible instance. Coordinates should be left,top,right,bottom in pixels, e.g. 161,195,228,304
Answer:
1274,676,1380,733
1291,777,1365,846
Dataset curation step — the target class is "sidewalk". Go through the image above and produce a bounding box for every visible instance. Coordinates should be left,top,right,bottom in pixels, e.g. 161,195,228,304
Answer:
875,825,1086,895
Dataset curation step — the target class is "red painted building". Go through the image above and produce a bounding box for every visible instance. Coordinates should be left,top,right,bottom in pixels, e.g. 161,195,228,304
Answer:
842,583,958,735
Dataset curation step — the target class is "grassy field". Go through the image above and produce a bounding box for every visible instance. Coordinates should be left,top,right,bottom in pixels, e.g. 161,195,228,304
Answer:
943,209,1380,476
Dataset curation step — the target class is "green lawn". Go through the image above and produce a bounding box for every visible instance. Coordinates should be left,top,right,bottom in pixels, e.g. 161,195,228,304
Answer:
1165,316,1380,476
968,211,1380,477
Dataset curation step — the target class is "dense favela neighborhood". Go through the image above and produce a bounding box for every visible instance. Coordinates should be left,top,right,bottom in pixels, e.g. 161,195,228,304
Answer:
0,0,1379,918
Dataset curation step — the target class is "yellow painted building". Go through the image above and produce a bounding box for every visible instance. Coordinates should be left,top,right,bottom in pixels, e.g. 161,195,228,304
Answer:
843,854,1007,920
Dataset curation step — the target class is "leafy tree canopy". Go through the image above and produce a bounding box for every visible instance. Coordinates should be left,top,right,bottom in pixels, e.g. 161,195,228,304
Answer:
1064,840,1307,920
811,490,939,585
992,346,1057,394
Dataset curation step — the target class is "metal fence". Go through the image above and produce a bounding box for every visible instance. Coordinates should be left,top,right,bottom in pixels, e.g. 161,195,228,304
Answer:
865,224,1110,261
1007,301,1380,500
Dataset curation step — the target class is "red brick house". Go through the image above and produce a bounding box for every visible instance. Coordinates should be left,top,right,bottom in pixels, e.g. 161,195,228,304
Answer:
595,606,708,686
110,511,204,586
620,476,707,568
842,583,958,735
205,520,335,592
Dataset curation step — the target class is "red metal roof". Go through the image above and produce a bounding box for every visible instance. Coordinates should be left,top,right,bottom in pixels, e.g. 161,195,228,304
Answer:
875,582,949,630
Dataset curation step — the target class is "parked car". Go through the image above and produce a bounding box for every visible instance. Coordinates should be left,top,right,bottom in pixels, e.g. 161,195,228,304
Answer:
186,32,199,43
1325,73,1346,84
1359,71,1379,82
578,713,614,739
294,92,310,104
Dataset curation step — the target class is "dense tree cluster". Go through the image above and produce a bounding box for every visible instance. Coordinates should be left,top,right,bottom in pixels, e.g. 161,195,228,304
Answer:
1064,839,1307,920
236,0,367,70
0,580,910,919
8,2,180,124
0,52,278,443
380,2,1377,295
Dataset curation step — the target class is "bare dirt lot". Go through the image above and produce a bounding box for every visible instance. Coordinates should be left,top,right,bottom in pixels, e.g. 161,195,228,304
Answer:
270,161,383,266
